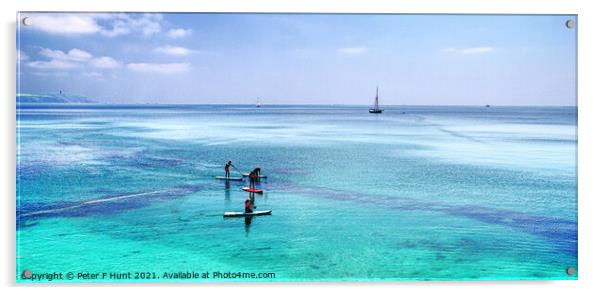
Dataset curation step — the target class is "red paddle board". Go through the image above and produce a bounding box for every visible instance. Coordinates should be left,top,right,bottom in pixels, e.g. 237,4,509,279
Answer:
242,187,263,194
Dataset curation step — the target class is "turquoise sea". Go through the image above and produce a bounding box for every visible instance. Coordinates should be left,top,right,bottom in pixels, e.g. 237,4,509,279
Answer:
16,104,577,282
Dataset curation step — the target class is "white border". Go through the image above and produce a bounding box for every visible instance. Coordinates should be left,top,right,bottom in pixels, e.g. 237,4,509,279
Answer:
2,0,601,294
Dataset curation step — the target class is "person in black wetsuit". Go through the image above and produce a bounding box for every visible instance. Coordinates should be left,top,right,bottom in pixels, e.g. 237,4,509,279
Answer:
248,167,261,189
224,161,232,178
248,171,257,189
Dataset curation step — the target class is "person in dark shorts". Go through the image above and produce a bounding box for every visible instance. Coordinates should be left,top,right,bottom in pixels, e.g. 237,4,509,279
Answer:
225,160,232,178
248,171,257,189
248,167,261,188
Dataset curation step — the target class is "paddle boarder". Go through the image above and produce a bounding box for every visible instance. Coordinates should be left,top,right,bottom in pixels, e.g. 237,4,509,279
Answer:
245,199,253,213
248,167,261,189
225,160,232,178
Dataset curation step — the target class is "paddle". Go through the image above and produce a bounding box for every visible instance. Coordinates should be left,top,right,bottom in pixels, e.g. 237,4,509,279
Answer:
230,164,244,177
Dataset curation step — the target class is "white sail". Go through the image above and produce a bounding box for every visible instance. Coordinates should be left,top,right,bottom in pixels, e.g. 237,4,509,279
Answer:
375,87,379,109
369,86,383,113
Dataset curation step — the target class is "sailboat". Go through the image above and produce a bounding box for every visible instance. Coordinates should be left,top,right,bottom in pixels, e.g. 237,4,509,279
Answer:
256,97,261,108
369,87,383,113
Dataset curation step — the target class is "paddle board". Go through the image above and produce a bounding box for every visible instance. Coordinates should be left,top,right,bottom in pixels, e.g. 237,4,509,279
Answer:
214,176,244,181
224,210,272,217
242,187,263,194
242,173,268,178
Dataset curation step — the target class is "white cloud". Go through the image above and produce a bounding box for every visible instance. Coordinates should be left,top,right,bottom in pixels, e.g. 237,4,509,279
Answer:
90,56,121,69
100,13,163,37
82,72,103,78
17,50,29,61
26,14,101,35
28,59,78,69
67,49,94,61
28,47,121,71
153,45,196,56
167,28,192,38
32,71,69,77
38,48,66,60
24,13,163,37
337,46,367,56
126,62,191,74
39,48,92,61
462,47,493,54
99,21,130,37
442,46,494,54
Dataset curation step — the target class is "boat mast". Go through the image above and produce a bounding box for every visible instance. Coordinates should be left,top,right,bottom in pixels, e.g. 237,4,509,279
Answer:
375,87,379,110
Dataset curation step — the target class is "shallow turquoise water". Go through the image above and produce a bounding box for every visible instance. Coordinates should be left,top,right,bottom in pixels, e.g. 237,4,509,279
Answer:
16,104,577,281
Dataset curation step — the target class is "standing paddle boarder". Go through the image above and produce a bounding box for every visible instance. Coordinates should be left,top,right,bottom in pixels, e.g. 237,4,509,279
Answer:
224,160,232,178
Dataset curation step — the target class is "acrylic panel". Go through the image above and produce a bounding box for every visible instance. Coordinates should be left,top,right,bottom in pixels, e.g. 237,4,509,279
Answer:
16,12,577,282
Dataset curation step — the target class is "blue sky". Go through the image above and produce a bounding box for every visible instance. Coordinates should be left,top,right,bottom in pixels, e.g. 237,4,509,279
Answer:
17,13,577,105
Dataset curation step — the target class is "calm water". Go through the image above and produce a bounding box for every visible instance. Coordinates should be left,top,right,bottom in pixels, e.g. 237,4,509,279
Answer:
16,104,577,281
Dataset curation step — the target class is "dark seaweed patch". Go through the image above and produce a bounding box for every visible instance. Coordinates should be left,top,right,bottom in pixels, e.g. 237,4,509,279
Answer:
16,184,209,229
276,181,577,258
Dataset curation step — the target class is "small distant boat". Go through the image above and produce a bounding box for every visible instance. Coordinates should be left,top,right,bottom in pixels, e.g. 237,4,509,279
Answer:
369,87,383,114
485,104,491,108
256,97,261,108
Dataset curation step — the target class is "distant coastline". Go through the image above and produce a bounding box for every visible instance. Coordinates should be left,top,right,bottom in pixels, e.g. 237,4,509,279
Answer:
17,93,95,104
14,93,576,107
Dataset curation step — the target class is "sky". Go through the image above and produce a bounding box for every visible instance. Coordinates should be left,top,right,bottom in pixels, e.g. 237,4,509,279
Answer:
17,13,577,105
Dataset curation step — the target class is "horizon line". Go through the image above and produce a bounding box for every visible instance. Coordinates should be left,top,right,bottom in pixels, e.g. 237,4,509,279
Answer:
16,102,577,107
